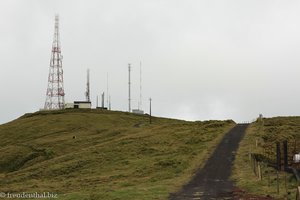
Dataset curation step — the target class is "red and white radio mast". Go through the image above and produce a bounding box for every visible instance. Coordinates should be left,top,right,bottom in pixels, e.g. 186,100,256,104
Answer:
44,15,65,110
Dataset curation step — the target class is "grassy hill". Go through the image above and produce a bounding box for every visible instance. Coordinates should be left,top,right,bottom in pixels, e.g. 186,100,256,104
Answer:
0,109,234,200
233,117,300,199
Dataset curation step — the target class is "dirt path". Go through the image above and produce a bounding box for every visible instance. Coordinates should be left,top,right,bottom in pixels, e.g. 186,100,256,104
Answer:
169,124,249,200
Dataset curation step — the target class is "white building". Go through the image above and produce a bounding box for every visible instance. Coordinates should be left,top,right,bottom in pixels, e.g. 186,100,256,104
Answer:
74,101,91,109
65,101,91,109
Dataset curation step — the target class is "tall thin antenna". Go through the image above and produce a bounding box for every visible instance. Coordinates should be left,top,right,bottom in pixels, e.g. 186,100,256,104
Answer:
149,97,152,124
44,15,65,110
139,61,142,110
86,69,90,102
107,72,109,108
128,63,131,112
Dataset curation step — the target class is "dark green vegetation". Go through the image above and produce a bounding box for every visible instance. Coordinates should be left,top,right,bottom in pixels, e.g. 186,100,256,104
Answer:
233,117,300,199
0,109,234,200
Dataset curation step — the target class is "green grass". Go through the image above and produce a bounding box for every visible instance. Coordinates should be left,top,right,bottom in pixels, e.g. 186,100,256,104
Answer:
0,109,235,200
232,117,300,199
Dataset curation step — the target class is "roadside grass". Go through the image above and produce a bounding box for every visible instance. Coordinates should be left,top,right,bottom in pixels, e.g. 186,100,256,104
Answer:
0,109,235,199
232,117,300,199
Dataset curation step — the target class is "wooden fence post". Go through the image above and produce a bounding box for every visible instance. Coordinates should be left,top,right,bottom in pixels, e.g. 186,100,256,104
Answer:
296,186,300,200
258,162,262,180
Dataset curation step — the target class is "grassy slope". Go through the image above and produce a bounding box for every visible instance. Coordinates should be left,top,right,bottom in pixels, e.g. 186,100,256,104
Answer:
233,117,300,199
0,109,235,200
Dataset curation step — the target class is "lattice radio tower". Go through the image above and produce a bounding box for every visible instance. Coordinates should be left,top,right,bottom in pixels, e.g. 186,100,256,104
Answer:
44,15,65,110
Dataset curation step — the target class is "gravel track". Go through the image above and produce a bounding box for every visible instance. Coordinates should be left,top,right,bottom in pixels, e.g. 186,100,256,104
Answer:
169,124,250,200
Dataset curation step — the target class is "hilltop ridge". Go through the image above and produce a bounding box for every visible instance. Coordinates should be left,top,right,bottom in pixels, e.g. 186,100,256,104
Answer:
0,109,235,200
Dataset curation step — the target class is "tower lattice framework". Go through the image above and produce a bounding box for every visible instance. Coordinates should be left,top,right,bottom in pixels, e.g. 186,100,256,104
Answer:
44,15,65,109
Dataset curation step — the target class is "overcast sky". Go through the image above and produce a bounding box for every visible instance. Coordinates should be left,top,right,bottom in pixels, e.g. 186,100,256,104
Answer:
1,0,300,124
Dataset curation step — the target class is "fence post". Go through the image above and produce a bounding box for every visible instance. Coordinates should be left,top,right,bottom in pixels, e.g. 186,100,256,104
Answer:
258,162,262,180
277,142,281,171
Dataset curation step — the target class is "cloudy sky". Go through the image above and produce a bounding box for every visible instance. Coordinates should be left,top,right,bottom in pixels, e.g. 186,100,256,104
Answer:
1,0,300,124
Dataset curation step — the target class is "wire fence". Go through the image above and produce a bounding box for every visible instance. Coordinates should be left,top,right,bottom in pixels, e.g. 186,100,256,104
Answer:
250,149,300,199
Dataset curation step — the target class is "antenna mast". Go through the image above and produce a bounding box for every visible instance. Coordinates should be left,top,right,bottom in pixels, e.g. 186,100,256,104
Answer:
128,63,131,112
139,61,142,110
44,15,65,110
86,69,90,102
107,72,109,107
149,97,152,124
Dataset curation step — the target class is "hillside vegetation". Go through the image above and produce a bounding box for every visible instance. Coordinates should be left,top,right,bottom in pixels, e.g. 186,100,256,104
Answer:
0,109,234,200
233,117,300,199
